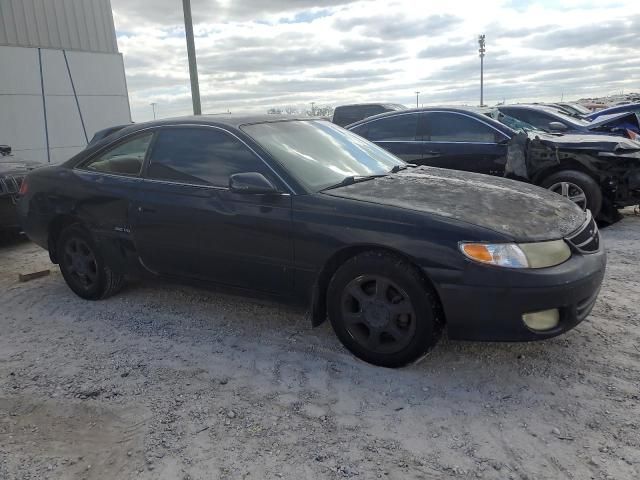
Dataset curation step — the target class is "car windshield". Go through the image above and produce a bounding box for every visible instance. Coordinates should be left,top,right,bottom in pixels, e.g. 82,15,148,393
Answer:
241,120,405,192
487,110,544,134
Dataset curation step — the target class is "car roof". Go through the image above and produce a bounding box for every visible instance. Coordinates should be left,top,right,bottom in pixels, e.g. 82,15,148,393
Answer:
110,115,323,139
335,103,405,109
588,102,640,117
145,114,315,129
345,106,509,129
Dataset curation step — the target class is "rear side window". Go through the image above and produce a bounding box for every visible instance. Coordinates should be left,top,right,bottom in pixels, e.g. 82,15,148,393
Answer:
366,114,418,141
146,127,269,188
83,133,153,176
421,113,499,143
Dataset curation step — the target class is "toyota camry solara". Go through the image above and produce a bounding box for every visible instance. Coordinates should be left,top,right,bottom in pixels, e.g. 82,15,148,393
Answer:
17,116,606,367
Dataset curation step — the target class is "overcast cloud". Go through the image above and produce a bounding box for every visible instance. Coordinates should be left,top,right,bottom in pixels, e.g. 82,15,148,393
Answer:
110,0,640,121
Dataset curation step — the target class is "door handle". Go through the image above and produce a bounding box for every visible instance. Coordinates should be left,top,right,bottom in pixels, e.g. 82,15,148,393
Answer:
137,206,157,213
424,150,441,155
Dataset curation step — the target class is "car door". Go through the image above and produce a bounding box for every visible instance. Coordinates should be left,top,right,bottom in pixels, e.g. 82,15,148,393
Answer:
132,125,294,294
349,113,422,162
418,112,509,175
74,131,153,250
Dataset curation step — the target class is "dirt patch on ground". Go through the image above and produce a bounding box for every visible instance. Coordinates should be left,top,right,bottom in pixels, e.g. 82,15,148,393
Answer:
1,211,639,479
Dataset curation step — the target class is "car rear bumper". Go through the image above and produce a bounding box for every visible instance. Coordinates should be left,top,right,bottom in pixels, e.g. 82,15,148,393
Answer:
0,196,21,231
430,248,606,341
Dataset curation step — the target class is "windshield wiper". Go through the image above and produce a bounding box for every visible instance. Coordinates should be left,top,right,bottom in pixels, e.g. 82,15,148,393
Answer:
320,174,387,191
389,163,418,173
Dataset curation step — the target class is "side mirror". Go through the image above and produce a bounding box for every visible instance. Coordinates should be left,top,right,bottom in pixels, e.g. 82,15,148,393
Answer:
548,121,568,132
229,172,278,194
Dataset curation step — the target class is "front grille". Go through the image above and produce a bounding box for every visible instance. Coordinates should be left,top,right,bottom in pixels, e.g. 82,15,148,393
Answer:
0,175,23,195
566,211,600,254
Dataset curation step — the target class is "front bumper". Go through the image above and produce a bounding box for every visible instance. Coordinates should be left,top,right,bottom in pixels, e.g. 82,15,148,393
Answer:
431,247,606,341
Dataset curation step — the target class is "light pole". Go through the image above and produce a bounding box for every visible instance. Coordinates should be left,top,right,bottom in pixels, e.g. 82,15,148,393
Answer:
415,91,420,108
310,102,315,116
150,102,157,120
478,34,486,107
182,0,202,115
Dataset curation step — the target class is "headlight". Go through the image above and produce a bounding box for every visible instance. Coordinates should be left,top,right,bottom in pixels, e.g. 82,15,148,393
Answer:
460,240,571,269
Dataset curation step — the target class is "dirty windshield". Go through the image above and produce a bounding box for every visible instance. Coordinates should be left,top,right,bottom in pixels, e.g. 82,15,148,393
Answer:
242,120,405,192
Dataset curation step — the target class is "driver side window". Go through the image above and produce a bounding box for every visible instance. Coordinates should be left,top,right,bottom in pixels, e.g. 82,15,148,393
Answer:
83,133,153,176
146,127,271,188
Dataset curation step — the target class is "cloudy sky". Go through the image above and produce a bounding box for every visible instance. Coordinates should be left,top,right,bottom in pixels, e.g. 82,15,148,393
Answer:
110,0,640,121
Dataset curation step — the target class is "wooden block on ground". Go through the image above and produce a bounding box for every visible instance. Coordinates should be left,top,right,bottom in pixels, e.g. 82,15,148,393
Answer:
18,270,51,282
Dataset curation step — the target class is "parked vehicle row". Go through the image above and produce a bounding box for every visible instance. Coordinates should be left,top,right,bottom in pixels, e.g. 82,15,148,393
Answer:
345,107,640,221
18,116,606,367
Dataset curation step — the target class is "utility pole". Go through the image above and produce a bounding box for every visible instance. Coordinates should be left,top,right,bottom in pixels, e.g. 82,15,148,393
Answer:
182,0,202,115
150,102,157,120
415,91,420,108
478,34,486,107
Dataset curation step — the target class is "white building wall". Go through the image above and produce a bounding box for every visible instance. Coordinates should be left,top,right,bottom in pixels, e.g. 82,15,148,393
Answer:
0,45,131,164
0,0,118,53
0,0,130,164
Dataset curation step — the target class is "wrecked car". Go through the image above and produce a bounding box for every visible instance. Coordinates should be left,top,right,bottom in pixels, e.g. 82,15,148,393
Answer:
18,116,605,367
346,107,640,221
497,104,640,139
586,102,640,121
1,145,37,233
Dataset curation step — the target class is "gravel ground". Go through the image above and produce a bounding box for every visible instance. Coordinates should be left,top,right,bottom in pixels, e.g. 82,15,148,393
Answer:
1,211,639,480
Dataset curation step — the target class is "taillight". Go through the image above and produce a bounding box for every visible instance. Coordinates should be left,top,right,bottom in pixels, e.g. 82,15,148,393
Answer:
18,177,28,195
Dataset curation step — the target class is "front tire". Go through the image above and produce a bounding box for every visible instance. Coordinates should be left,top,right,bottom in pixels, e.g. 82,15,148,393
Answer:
541,170,603,217
57,225,124,300
327,251,442,368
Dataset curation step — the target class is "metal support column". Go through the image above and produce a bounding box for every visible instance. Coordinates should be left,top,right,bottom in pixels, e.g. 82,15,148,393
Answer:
37,48,51,163
182,0,202,115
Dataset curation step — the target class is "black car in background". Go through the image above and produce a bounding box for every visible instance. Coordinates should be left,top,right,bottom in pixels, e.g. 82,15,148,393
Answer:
332,103,406,127
347,107,640,221
347,107,513,173
1,145,38,233
18,116,605,367
497,104,640,138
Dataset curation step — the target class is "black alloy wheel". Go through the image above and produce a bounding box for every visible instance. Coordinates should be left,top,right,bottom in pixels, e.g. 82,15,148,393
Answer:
57,225,124,300
328,251,442,368
62,236,99,292
341,275,417,355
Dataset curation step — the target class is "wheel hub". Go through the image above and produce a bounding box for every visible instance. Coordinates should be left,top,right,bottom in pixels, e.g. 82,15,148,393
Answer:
72,256,87,274
340,275,417,355
362,300,391,328
548,181,587,210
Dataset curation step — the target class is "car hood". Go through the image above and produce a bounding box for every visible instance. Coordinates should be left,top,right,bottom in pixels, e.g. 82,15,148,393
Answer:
586,111,640,134
324,166,586,242
529,131,640,154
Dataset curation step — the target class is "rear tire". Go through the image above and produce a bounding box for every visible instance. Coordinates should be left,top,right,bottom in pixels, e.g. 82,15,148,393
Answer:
57,225,124,300
327,251,442,368
540,170,603,217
